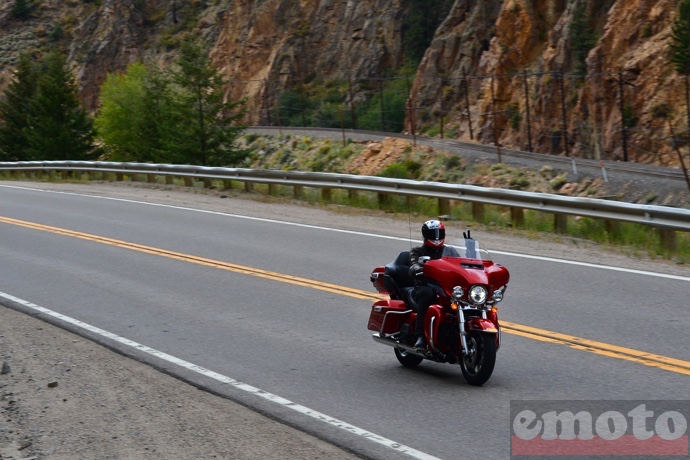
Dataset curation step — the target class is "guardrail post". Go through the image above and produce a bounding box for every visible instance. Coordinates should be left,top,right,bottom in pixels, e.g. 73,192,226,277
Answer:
184,177,193,187
147,174,156,184
202,178,212,188
554,213,568,233
268,183,278,196
116,172,124,181
61,170,68,180
294,185,303,199
378,192,390,208
165,175,174,185
322,188,332,202
223,179,233,189
658,228,677,254
605,220,622,241
406,195,416,209
349,189,358,202
439,198,451,216
510,207,524,228
245,181,253,192
472,202,484,222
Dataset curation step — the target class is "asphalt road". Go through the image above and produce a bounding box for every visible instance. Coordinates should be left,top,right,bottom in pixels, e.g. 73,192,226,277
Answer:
1,182,689,460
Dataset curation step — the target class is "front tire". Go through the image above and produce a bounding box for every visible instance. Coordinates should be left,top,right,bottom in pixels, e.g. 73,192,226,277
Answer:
460,332,496,386
395,347,423,368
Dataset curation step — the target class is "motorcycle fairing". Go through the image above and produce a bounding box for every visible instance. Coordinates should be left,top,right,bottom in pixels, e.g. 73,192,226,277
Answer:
424,257,509,298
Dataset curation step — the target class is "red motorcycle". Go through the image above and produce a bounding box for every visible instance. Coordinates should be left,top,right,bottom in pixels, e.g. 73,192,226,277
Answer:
368,234,509,385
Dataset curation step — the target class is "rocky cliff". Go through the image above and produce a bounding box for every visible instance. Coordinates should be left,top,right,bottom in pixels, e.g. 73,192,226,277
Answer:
0,0,688,167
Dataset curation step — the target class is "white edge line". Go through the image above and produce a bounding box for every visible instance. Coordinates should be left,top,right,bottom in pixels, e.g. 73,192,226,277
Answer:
0,290,441,460
3,184,690,282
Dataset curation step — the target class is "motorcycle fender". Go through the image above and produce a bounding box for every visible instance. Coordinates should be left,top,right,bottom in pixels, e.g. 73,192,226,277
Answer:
466,317,499,334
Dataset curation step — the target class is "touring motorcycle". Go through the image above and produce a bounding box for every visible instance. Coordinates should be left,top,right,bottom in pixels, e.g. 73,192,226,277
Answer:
368,233,509,385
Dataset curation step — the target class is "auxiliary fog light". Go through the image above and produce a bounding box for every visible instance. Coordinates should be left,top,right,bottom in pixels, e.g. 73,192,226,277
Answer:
492,285,506,303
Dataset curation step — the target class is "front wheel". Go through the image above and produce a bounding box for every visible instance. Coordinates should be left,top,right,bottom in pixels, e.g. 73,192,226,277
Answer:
460,332,496,386
395,347,423,368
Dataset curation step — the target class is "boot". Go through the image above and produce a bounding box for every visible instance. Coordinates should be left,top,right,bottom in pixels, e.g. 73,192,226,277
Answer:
414,334,427,349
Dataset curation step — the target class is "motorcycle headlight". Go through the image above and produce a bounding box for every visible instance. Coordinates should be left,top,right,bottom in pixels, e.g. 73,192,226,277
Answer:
469,285,487,305
452,286,464,300
493,286,506,303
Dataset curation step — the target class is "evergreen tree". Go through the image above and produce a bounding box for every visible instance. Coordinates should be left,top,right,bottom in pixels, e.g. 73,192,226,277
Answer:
11,0,32,20
0,53,38,161
401,0,453,65
670,0,690,184
671,0,690,74
570,0,597,74
170,39,247,166
24,51,98,161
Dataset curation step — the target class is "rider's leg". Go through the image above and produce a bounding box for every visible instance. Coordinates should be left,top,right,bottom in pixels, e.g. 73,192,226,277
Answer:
413,286,434,348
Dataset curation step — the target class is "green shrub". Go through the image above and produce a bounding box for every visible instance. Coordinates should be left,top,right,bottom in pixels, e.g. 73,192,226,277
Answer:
550,176,568,190
378,163,411,179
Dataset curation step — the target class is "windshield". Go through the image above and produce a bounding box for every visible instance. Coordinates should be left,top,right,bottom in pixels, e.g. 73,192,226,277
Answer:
444,238,492,261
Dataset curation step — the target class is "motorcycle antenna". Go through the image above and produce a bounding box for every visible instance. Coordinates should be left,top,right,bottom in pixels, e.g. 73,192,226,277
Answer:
408,200,413,248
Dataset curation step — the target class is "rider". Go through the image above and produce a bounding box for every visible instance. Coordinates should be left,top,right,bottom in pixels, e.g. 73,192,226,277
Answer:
409,219,449,349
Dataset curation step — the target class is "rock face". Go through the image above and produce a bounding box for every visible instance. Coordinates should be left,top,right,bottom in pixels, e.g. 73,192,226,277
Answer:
412,0,686,165
211,0,408,120
0,0,688,167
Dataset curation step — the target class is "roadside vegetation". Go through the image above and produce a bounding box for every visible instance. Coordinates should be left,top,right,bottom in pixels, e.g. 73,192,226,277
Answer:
0,39,248,167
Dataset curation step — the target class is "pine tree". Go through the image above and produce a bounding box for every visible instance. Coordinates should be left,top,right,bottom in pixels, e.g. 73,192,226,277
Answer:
23,51,98,161
670,0,690,74
11,0,32,20
669,0,690,191
170,39,247,166
0,53,39,161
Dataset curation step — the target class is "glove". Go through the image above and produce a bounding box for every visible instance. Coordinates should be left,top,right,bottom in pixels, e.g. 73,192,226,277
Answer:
411,264,424,277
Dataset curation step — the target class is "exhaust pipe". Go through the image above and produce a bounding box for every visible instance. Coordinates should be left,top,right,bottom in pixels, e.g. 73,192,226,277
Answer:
372,333,429,358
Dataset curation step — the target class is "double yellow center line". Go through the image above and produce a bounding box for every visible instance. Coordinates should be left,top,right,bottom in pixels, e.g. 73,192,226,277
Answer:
2,215,689,376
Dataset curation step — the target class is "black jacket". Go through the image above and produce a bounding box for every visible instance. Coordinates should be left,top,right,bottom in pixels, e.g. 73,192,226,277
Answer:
409,244,445,284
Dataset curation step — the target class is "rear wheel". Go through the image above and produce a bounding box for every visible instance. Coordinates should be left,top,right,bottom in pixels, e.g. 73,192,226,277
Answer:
460,332,496,386
394,347,423,368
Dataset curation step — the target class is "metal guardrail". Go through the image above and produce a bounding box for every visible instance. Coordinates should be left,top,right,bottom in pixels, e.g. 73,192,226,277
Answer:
1,160,689,250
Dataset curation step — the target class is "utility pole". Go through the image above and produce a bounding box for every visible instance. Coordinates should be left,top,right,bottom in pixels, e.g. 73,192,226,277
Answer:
618,71,636,162
558,71,569,157
462,67,474,139
491,73,502,163
668,121,690,195
522,70,533,152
